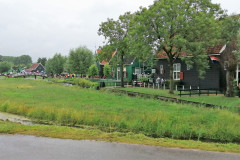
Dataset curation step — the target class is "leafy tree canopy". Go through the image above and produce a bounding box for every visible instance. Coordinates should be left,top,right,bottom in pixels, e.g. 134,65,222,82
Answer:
37,57,47,66
98,12,134,87
129,0,225,93
88,64,98,77
45,53,66,75
0,61,13,73
0,55,32,66
68,46,94,75
103,64,111,78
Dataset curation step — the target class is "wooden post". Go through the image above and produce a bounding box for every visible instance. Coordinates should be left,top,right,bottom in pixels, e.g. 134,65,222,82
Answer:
164,84,166,90
153,83,155,89
158,84,159,90
198,86,200,96
183,85,184,90
148,83,149,88
144,82,145,88
127,82,128,88
176,85,177,91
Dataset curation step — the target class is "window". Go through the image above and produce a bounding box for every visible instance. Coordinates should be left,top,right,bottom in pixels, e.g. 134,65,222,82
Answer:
173,63,181,80
135,67,141,75
160,65,164,74
186,64,191,70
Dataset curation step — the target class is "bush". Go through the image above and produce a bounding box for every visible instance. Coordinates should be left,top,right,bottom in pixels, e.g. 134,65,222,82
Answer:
88,64,99,77
74,78,98,88
139,77,149,82
103,64,111,78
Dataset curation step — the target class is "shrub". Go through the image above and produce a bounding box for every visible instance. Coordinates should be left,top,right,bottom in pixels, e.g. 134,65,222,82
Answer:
103,64,111,78
88,64,98,77
74,78,98,88
0,101,9,112
138,77,149,82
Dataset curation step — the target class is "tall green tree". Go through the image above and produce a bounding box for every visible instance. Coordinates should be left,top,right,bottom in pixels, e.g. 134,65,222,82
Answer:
98,12,134,87
129,0,224,93
37,57,47,66
0,61,13,73
220,16,240,97
45,53,66,75
15,55,32,65
68,46,94,76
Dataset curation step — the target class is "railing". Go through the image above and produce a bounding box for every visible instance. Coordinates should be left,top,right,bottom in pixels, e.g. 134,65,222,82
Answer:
178,88,220,97
12,73,48,78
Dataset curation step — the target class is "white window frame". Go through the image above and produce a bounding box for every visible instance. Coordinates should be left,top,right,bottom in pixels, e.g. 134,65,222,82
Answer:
186,64,191,70
173,63,181,80
160,65,164,74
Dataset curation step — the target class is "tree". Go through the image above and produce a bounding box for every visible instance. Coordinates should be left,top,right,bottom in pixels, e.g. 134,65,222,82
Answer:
0,61,13,73
129,0,224,93
37,57,47,66
45,53,66,75
98,12,134,87
103,64,111,78
14,55,32,65
220,16,240,97
68,46,94,77
88,64,99,77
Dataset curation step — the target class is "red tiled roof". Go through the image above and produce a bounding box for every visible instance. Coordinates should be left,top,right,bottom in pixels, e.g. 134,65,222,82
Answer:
97,49,116,65
156,50,191,59
207,44,224,54
156,44,225,59
27,63,41,72
100,60,109,65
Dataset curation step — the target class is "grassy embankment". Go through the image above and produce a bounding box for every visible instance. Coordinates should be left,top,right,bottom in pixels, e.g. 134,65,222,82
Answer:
118,87,240,113
0,78,240,152
1,120,240,153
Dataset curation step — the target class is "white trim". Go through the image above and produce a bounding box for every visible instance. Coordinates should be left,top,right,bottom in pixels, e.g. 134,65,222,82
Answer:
237,64,239,86
173,63,181,80
219,44,227,54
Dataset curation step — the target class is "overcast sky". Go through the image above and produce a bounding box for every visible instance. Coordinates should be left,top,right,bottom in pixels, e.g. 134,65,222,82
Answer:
0,0,239,62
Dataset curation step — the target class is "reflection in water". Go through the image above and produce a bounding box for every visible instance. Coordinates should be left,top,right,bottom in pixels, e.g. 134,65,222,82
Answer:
0,112,33,125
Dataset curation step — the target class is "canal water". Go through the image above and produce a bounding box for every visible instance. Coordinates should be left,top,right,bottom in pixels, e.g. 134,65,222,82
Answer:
0,112,33,125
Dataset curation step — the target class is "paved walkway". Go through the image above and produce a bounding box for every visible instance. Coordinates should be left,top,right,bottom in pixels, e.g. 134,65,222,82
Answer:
0,135,239,160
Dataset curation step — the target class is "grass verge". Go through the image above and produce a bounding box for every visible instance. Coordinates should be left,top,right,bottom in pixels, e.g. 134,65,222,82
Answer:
1,120,240,153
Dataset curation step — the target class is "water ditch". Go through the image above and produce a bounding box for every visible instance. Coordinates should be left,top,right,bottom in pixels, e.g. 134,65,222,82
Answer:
108,89,227,109
0,112,34,125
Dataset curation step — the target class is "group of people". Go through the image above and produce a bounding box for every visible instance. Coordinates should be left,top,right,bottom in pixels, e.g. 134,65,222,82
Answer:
64,74,75,78
156,76,165,86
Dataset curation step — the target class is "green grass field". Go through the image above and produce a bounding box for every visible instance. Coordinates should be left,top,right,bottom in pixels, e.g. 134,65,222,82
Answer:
118,87,240,113
0,78,240,144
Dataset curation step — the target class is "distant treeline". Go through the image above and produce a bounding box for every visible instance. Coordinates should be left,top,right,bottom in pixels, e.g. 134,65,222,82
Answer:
0,55,32,65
